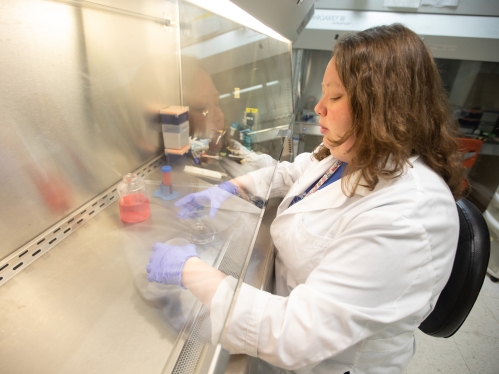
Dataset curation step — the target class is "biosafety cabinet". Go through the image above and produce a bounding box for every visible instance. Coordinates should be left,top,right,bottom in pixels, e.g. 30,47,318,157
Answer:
0,0,308,373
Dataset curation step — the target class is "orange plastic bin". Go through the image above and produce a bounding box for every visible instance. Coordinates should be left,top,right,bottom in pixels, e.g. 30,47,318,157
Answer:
457,137,483,190
457,137,483,169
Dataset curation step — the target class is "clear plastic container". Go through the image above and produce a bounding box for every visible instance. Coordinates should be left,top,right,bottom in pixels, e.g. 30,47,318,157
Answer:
118,173,151,223
184,209,215,245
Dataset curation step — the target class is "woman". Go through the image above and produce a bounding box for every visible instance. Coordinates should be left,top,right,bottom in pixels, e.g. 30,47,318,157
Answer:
147,24,464,373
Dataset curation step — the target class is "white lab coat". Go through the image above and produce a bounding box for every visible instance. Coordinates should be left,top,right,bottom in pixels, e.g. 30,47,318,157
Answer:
210,152,459,374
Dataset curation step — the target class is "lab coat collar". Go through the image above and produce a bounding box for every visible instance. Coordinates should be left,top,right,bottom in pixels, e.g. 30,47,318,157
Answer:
278,155,419,215
278,155,348,215
347,154,419,197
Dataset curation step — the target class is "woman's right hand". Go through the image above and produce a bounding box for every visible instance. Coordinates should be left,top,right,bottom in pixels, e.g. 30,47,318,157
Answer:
175,181,238,219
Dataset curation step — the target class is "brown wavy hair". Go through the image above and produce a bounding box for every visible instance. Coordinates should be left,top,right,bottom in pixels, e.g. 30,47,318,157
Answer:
314,23,464,200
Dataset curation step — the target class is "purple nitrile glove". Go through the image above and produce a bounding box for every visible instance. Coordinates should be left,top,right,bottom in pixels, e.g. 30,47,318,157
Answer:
146,243,199,287
175,181,238,219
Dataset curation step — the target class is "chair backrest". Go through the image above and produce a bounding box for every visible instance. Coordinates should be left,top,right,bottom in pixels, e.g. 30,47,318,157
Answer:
419,197,490,338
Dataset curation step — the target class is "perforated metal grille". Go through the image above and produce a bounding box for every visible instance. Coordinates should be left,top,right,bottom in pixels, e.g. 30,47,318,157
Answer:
171,307,211,374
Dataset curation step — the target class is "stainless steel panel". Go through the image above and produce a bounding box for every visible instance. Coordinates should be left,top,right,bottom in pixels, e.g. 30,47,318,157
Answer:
0,0,179,261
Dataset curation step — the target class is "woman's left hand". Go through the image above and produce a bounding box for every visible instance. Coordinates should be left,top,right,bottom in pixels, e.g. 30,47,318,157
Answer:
146,243,199,287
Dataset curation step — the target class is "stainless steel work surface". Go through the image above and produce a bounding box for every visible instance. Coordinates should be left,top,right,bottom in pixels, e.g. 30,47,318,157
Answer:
0,160,263,374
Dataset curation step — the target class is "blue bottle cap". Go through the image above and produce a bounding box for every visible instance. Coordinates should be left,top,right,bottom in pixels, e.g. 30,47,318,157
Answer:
161,165,172,173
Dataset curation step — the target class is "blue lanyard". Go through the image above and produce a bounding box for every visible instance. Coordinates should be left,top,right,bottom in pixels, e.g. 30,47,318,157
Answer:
288,162,347,208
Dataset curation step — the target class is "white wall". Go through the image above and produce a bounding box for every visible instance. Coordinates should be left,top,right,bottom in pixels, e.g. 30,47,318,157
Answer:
316,0,499,16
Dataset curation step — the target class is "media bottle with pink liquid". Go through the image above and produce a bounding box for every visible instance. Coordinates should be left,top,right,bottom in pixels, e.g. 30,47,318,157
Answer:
118,173,150,223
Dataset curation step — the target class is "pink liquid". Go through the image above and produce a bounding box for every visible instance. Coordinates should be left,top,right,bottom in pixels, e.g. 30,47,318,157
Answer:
119,194,150,223
162,172,171,186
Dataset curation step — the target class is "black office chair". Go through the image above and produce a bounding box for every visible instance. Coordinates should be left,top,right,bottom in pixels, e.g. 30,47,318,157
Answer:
419,197,491,338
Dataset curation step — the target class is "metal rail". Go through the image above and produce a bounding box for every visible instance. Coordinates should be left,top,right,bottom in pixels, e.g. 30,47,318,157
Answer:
0,155,164,286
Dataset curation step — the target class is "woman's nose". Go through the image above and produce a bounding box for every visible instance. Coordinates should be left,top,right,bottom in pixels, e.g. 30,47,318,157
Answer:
314,100,325,117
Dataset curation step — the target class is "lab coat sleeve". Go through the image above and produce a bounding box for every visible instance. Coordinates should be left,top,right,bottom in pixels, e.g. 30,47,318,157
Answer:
238,152,315,198
210,210,444,370
210,276,272,354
